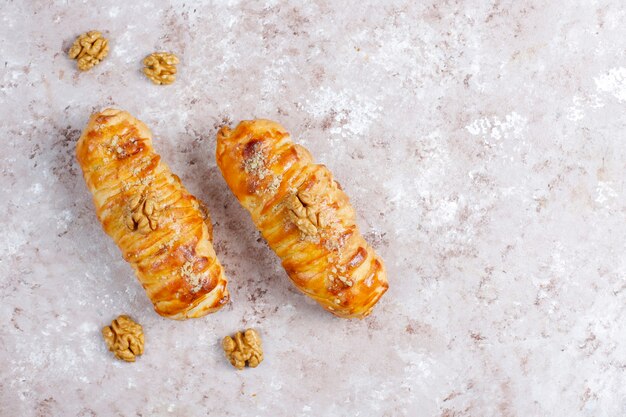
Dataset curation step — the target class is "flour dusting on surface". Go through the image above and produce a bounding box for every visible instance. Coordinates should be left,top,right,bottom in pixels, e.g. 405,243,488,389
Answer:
594,67,626,102
566,94,605,121
595,181,618,207
465,112,528,141
302,86,381,138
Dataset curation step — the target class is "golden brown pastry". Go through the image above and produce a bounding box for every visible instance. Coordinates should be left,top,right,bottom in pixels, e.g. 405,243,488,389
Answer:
76,109,229,319
216,120,388,319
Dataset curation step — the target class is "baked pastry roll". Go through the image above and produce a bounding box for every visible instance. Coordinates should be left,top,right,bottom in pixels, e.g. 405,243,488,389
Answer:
76,109,229,319
216,120,388,319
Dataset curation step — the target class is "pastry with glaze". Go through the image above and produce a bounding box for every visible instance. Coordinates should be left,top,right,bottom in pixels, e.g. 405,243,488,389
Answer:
216,119,388,318
76,109,230,319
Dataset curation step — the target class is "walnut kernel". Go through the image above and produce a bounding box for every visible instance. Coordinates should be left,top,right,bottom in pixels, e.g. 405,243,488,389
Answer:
125,194,159,233
143,52,179,85
68,30,109,71
102,315,144,362
285,192,323,236
222,329,263,370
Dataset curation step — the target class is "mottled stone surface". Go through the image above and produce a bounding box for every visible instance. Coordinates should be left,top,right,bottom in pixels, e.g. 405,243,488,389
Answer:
1,1,625,416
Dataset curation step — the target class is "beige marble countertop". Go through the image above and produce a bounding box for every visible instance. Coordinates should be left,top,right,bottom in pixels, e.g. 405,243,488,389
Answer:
2,1,626,416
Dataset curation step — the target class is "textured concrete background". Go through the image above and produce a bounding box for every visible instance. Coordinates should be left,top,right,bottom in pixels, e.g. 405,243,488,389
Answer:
1,1,626,416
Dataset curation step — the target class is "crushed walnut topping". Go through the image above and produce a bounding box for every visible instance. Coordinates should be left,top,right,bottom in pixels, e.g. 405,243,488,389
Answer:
102,315,144,362
266,175,282,194
243,144,270,180
222,329,263,370
242,142,283,194
181,261,206,293
143,52,179,85
330,264,352,287
107,134,141,160
125,194,159,233
68,30,109,71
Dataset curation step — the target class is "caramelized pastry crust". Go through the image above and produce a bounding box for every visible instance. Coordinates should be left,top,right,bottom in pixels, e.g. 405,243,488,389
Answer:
216,120,388,319
77,109,229,319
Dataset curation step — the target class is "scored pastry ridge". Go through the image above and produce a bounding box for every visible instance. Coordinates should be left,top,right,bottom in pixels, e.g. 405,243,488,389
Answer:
216,119,388,319
76,108,229,319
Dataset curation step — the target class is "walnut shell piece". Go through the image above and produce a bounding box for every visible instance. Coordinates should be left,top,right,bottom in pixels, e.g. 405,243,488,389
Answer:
102,315,144,362
143,52,179,85
222,329,263,370
68,30,109,71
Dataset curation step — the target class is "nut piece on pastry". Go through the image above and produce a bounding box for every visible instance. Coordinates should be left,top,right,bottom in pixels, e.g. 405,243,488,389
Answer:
102,315,144,362
125,193,159,233
76,109,230,319
222,329,263,369
216,120,388,319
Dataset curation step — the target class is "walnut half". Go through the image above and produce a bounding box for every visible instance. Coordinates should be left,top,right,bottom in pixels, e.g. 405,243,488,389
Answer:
68,30,109,71
284,192,324,236
143,52,179,85
125,194,159,233
222,329,263,370
102,315,144,362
